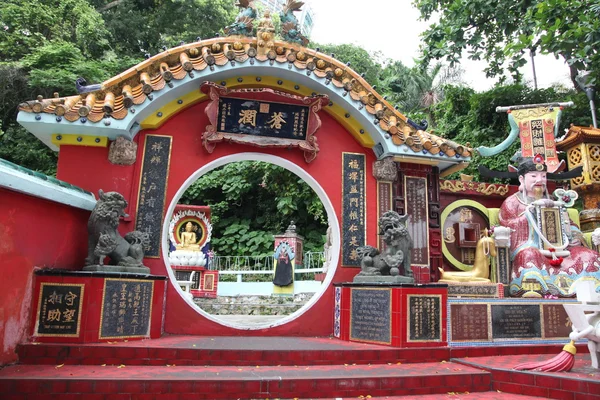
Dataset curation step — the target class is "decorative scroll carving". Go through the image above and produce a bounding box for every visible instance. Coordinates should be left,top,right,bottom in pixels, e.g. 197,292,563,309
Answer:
440,180,510,196
108,137,137,165
373,157,397,181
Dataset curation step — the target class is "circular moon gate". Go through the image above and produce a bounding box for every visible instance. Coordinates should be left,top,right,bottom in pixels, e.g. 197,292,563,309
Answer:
162,152,341,330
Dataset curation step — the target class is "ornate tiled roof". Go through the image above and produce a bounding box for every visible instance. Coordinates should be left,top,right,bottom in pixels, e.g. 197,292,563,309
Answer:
556,125,600,149
17,36,471,161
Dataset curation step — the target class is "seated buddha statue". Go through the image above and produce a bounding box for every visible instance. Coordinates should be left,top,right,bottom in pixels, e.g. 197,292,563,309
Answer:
176,221,201,251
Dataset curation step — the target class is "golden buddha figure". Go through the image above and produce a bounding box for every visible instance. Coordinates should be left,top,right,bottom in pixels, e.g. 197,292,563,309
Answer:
176,221,201,251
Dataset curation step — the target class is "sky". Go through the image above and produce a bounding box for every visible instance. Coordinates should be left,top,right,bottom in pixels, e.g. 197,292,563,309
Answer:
306,0,572,92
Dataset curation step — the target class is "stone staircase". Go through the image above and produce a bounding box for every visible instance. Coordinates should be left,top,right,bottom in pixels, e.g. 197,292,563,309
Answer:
1,336,598,399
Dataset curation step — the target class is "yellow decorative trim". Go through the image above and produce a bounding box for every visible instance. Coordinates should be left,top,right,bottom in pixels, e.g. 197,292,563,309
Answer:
440,180,510,196
51,134,108,147
139,75,374,148
440,199,490,271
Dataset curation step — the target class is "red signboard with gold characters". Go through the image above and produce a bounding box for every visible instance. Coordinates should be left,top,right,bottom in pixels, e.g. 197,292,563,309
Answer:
512,106,561,172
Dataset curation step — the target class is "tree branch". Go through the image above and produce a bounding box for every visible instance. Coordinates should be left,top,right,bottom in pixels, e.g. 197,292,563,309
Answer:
97,0,126,12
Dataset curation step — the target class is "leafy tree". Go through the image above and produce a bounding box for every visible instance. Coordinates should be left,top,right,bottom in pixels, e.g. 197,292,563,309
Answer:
413,0,600,89
91,0,237,55
310,42,384,86
380,61,464,127
0,0,110,60
181,161,328,257
22,41,140,95
0,125,58,176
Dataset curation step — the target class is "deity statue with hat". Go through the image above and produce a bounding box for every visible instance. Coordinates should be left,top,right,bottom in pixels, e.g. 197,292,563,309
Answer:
476,101,600,297
493,153,600,297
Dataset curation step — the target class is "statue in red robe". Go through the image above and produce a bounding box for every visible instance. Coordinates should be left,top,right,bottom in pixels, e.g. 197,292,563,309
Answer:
499,157,600,280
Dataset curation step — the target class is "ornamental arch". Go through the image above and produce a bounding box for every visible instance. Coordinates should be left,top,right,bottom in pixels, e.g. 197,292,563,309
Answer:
16,38,472,336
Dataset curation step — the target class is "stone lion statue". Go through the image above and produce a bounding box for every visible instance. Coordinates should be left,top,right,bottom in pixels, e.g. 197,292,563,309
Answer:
355,211,413,282
84,190,149,273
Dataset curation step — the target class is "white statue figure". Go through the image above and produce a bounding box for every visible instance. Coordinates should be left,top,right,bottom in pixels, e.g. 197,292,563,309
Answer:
564,280,600,368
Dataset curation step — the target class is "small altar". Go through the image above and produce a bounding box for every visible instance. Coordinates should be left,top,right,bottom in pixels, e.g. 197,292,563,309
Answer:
31,270,166,343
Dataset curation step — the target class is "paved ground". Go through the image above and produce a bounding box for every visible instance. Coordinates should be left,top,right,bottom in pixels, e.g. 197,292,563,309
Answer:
215,314,285,325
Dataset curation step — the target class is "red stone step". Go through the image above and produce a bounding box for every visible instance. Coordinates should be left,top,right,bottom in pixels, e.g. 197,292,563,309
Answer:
0,361,491,399
16,335,577,367
454,353,600,400
302,394,548,400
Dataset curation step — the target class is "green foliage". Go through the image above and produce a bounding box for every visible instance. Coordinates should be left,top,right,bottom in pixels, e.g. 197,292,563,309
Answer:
414,0,600,88
0,125,57,176
310,43,384,86
380,61,464,127
181,161,328,257
22,41,140,95
0,0,110,61
92,0,236,55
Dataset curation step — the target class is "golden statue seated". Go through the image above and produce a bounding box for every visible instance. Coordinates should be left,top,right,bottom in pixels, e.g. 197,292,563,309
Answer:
176,222,201,251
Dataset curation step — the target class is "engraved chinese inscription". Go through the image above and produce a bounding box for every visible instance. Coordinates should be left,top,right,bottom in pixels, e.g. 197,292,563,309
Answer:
135,135,172,257
450,304,489,342
36,283,84,337
342,153,366,266
100,279,153,339
542,304,572,338
404,177,429,265
408,295,442,341
350,288,391,344
218,97,309,139
378,182,392,249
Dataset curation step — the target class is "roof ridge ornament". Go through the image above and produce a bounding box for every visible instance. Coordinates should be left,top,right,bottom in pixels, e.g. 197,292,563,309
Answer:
224,0,257,37
280,0,309,46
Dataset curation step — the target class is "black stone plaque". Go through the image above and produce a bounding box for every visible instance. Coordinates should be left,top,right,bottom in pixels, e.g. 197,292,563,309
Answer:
404,177,429,265
491,304,541,339
100,278,154,339
217,97,309,140
350,288,391,344
408,295,442,342
35,283,84,337
342,153,366,266
135,135,172,257
450,303,490,342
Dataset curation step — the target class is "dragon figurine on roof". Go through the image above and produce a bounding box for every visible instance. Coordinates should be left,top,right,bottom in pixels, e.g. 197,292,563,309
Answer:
224,0,257,37
280,0,309,46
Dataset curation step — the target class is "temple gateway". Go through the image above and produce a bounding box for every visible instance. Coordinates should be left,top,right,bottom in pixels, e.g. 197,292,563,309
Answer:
1,3,599,398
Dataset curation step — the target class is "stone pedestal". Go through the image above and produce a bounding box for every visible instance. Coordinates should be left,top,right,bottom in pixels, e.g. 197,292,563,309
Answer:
334,283,448,347
448,298,574,345
171,266,218,298
31,269,166,343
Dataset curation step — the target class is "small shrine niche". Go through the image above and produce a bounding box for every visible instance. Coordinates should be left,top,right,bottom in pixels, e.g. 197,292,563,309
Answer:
442,204,489,267
168,205,218,298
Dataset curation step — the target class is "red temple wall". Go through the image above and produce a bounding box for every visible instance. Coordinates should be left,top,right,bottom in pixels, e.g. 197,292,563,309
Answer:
56,98,378,336
0,188,89,364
